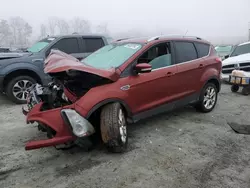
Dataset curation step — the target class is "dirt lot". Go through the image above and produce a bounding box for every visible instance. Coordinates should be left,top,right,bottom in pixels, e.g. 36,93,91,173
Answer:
1,84,250,188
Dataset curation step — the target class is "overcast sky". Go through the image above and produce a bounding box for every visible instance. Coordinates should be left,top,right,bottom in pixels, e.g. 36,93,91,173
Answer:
0,0,250,43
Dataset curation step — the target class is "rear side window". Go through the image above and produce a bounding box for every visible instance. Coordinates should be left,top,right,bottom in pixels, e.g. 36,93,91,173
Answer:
174,41,198,64
51,38,80,54
83,38,105,53
194,42,210,58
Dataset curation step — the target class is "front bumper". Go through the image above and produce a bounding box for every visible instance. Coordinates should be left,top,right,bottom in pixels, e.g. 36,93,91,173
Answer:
24,103,94,150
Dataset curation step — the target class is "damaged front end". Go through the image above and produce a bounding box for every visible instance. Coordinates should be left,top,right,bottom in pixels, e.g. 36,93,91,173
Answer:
23,50,118,151
24,102,95,150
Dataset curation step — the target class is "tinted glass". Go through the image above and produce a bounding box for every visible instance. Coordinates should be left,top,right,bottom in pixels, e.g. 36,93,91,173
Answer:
82,43,142,69
83,38,105,53
51,38,79,54
230,43,250,57
138,43,172,70
194,42,210,58
175,41,198,63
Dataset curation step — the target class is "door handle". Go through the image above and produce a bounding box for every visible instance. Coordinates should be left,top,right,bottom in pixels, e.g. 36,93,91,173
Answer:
198,64,204,69
166,72,174,77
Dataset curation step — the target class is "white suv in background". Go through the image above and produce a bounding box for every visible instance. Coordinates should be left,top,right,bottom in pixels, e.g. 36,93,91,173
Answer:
221,41,250,81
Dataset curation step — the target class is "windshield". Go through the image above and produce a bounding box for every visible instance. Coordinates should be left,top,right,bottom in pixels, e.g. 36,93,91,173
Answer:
27,37,56,53
82,43,142,69
230,43,250,57
215,46,232,53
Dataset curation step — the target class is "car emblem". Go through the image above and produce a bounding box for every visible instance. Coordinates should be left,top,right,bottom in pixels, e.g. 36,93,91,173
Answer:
120,85,130,91
234,64,240,69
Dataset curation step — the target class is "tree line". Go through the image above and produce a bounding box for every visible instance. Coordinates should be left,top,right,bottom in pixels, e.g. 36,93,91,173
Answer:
0,16,109,48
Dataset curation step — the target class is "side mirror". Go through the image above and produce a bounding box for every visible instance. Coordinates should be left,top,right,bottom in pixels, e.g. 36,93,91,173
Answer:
134,63,152,74
224,55,229,59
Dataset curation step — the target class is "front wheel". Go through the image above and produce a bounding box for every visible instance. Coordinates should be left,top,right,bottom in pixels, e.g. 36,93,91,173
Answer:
100,103,128,153
195,83,218,113
5,75,36,104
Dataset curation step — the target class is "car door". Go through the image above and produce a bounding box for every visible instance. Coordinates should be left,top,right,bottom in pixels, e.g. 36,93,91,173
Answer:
46,37,81,60
173,41,202,98
79,37,106,60
121,42,178,114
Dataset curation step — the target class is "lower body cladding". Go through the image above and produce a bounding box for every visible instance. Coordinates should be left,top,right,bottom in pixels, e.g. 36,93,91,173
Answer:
23,102,95,150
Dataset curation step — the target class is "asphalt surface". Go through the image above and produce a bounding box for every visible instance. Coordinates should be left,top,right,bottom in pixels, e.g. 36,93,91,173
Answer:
1,84,250,188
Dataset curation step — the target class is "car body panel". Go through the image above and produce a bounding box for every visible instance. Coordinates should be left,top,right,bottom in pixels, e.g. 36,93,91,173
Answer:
23,35,221,150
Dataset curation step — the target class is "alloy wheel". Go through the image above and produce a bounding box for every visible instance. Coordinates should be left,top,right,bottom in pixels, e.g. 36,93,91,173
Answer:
12,80,33,101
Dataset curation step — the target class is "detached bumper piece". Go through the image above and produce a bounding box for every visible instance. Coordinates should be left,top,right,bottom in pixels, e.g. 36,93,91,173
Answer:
25,103,95,150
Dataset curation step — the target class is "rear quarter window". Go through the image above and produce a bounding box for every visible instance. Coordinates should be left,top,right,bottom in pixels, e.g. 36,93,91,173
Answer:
194,42,210,58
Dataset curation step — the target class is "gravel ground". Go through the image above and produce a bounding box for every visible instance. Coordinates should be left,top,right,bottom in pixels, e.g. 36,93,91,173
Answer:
1,84,250,188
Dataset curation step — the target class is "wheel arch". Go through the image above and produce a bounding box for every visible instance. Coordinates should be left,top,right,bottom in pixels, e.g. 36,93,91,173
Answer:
202,76,221,92
3,69,42,90
86,98,133,121
205,77,221,92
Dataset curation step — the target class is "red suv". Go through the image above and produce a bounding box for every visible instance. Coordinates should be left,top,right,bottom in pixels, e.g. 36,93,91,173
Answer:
23,35,222,153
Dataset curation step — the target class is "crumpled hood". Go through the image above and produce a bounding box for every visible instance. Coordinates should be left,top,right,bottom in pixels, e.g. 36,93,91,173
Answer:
222,53,250,66
44,50,120,82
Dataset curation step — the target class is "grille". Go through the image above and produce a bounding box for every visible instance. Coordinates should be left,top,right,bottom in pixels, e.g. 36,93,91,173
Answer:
222,62,250,74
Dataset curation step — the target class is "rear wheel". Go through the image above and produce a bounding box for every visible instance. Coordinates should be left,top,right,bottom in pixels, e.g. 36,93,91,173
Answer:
195,83,218,113
231,85,239,92
100,103,128,153
5,75,36,104
242,86,250,96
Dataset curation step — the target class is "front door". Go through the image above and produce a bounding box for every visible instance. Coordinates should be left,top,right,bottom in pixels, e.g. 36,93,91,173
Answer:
121,42,178,114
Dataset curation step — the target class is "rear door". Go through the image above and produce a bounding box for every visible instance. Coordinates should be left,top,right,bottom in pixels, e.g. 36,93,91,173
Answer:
78,37,105,60
173,41,203,98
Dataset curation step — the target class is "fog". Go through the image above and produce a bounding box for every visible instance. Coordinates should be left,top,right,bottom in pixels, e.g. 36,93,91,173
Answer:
0,0,250,45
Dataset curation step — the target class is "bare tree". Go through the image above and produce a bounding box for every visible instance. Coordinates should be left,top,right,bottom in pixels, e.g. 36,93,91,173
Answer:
0,19,11,46
71,17,91,34
96,23,108,34
9,17,33,46
24,23,32,45
47,17,58,35
57,19,70,35
39,24,47,39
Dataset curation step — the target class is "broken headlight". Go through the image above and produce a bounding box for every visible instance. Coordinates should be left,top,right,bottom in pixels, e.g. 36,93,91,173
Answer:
61,109,95,137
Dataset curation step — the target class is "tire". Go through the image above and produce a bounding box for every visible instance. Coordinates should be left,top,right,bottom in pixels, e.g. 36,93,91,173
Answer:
231,85,239,93
5,75,37,104
100,103,128,153
195,83,218,113
242,87,250,96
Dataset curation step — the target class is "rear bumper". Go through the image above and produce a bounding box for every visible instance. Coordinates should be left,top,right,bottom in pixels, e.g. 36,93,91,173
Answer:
24,103,76,150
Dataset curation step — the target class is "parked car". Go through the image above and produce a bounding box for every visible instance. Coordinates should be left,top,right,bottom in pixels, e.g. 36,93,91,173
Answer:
23,35,222,153
0,34,109,104
215,45,234,60
221,41,250,81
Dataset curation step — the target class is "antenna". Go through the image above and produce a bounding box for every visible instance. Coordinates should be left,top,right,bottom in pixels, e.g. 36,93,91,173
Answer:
184,30,188,36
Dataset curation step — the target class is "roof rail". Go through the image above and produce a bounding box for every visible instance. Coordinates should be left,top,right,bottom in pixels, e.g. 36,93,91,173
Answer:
183,35,202,40
147,36,160,42
146,35,203,42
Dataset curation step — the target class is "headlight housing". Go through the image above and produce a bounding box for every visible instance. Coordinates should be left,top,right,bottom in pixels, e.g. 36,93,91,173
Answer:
61,109,95,137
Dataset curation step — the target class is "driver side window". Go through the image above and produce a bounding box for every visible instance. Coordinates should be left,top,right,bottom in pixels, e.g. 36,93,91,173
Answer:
137,42,172,70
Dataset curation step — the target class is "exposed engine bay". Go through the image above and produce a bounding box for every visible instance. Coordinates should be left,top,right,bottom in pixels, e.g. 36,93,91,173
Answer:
27,70,112,111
